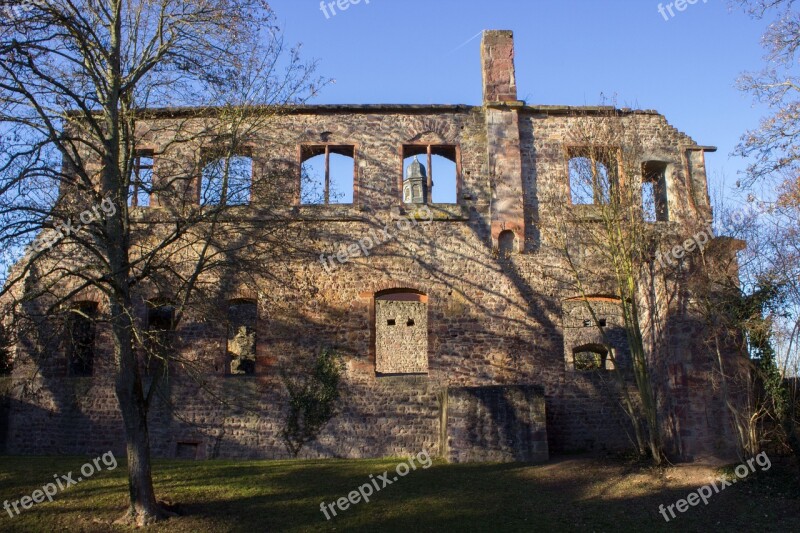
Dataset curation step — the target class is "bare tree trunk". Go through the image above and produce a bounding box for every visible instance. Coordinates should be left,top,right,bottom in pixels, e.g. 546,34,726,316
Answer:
111,299,169,525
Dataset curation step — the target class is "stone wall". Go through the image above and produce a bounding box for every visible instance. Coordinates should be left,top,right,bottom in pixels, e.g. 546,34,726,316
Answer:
445,385,548,463
0,31,745,463
375,300,428,374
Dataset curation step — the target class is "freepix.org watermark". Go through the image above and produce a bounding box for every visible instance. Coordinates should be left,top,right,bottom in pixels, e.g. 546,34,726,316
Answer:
3,451,118,519
658,452,771,522
29,197,116,254
657,0,709,21
319,206,433,274
319,0,371,20
320,450,432,520
655,203,762,268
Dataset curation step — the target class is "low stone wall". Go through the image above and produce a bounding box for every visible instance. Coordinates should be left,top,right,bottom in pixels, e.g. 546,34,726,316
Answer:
444,385,548,463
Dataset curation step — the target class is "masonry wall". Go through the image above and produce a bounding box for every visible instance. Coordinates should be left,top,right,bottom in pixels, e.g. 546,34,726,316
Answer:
2,31,743,463
445,385,548,463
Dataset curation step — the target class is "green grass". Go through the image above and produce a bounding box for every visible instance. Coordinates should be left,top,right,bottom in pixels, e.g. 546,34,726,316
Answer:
0,454,797,532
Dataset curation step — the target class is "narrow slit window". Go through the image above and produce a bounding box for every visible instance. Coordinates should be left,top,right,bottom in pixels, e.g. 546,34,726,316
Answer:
145,303,175,376
67,302,98,376
642,161,669,222
227,300,257,375
129,151,154,207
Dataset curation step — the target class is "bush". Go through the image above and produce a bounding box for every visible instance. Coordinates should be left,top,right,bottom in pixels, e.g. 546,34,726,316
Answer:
281,348,344,457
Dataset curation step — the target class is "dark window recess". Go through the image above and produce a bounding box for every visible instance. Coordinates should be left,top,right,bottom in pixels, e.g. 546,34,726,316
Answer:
572,345,609,371
387,319,396,326
67,302,98,376
146,304,175,376
598,318,607,327
498,230,516,256
642,161,669,222
406,319,415,327
176,442,199,460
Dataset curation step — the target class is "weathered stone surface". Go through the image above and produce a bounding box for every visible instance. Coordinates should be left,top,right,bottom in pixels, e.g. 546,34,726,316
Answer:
445,385,548,463
0,30,744,464
375,300,428,374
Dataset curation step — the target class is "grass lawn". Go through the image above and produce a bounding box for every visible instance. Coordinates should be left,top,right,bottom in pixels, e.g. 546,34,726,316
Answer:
0,454,797,532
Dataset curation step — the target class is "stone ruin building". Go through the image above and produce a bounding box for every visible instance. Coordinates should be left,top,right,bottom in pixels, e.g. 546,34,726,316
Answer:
0,31,745,463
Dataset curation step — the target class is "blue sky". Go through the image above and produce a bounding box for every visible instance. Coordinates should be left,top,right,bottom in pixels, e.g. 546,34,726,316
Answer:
267,0,772,201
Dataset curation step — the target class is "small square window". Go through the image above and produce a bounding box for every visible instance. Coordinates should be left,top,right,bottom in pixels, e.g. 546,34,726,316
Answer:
598,318,607,327
406,319,415,327
387,319,396,326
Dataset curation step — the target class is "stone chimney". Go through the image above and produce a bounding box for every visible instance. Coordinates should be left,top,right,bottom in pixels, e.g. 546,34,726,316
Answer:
482,30,525,252
481,30,518,103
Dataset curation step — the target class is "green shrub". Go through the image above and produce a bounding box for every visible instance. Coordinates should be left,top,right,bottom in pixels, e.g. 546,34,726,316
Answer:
281,348,344,457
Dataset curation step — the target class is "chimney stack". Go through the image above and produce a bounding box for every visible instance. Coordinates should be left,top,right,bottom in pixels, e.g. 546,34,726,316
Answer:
482,30,525,252
481,30,518,103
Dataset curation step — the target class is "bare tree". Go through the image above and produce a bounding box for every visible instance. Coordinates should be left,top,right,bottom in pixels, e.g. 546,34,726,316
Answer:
539,109,669,464
0,0,324,525
730,0,800,460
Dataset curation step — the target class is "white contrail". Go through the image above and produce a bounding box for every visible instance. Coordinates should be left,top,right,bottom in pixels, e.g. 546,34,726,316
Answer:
444,30,484,57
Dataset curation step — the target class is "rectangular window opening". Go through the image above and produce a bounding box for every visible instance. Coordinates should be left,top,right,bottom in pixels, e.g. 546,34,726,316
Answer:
201,153,253,206
129,151,154,208
568,147,618,206
227,300,257,375
67,302,98,376
402,144,459,204
301,145,355,205
643,161,669,222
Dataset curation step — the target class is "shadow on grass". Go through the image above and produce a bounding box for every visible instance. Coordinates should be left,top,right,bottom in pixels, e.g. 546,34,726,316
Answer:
0,455,798,532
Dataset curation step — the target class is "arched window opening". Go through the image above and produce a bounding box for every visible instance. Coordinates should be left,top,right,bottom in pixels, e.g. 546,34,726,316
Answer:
572,344,610,371
498,230,516,256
